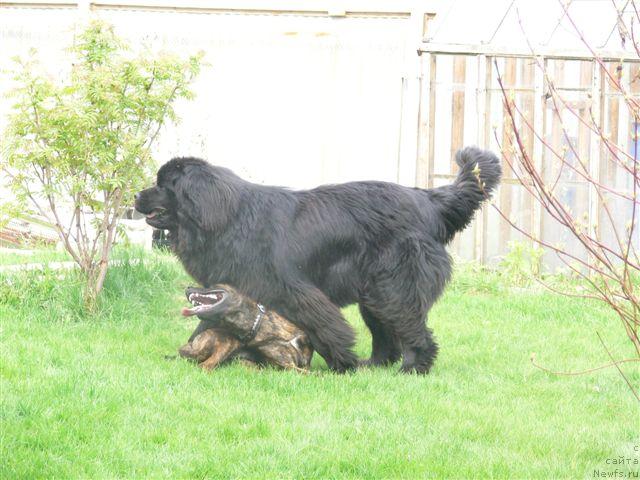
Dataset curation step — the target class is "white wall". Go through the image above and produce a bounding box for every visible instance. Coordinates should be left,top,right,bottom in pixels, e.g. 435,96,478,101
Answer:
0,3,417,189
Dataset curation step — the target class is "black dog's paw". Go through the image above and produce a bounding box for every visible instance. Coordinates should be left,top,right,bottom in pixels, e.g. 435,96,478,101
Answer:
399,353,437,374
358,356,399,368
328,351,359,374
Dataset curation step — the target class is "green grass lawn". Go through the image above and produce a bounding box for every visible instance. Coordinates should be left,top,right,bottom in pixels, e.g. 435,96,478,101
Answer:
0,244,146,266
0,250,638,479
0,247,72,266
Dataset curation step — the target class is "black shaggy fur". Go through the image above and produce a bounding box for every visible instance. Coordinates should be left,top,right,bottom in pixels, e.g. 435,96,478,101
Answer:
135,147,501,373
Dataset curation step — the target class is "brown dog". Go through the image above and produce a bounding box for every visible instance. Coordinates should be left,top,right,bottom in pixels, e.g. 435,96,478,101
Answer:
178,285,313,371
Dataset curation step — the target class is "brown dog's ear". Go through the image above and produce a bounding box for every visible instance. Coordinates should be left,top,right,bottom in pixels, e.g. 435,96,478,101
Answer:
174,169,238,232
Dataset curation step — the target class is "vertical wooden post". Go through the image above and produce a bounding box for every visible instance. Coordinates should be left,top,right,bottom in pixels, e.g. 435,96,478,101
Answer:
521,58,536,235
450,55,467,256
629,66,640,250
499,57,517,249
397,8,426,187
577,61,594,222
549,60,565,184
415,53,437,188
618,63,632,161
475,55,490,262
427,54,437,188
589,60,603,244
628,62,640,157
604,62,620,190
415,53,432,188
475,55,488,147
532,57,546,245
450,56,467,172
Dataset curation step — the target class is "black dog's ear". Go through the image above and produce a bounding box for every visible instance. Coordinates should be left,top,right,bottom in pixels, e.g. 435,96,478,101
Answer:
174,168,238,232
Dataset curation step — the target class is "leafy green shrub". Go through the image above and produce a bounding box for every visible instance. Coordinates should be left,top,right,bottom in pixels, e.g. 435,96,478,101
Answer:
1,21,202,308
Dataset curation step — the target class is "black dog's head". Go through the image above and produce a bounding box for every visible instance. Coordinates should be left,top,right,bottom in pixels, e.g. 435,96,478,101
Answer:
134,180,177,230
134,157,240,231
181,284,245,322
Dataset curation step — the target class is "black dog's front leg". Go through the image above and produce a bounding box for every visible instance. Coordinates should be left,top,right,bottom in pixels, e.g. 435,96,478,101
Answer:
275,285,358,373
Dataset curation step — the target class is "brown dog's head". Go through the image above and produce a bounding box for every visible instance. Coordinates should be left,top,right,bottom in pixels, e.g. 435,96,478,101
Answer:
182,284,245,322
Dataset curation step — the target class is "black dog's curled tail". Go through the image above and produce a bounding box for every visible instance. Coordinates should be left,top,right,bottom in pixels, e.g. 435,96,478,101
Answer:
428,146,502,243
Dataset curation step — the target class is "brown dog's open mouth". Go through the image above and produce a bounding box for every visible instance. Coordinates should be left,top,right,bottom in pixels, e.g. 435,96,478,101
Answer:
182,290,226,317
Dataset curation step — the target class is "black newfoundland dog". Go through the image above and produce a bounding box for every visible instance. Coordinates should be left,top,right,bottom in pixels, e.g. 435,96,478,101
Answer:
135,147,500,373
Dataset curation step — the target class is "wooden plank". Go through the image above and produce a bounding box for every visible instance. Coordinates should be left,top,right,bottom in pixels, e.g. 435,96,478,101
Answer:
421,13,435,40
419,42,640,62
481,55,493,263
0,1,77,6
501,58,517,178
450,56,467,257
521,58,535,235
630,64,640,250
549,59,565,183
576,61,593,221
426,54,437,188
541,58,568,265
532,57,546,244
630,62,640,102
396,5,427,187
415,53,432,188
618,63,633,162
499,57,517,248
414,53,437,189
474,55,489,262
450,56,466,172
602,62,620,189
589,61,603,245
83,0,421,17
629,62,640,151
483,56,493,150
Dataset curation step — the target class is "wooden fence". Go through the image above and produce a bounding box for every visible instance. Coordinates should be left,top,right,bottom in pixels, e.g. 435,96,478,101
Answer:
1,2,638,268
415,47,640,269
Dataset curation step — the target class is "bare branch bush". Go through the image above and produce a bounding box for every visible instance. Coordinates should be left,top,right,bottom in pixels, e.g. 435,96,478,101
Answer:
495,2,639,399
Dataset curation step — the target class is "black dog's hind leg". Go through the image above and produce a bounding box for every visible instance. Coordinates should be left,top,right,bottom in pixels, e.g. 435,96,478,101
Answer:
362,240,449,374
358,305,401,367
276,285,358,373
397,320,439,374
362,299,439,374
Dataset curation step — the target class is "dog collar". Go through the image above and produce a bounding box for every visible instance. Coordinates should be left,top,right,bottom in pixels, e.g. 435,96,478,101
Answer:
240,302,265,343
